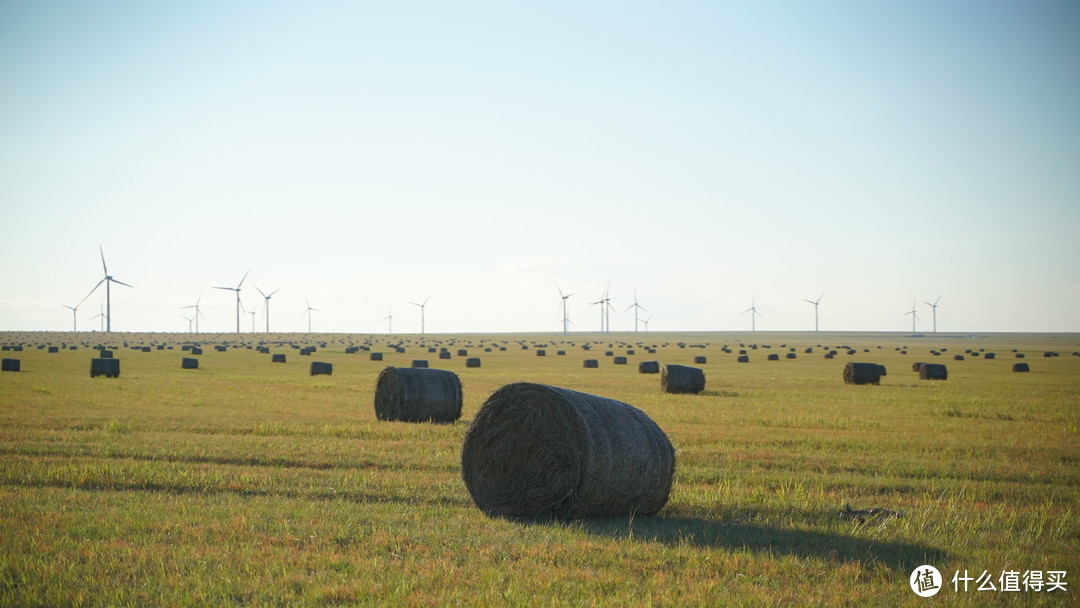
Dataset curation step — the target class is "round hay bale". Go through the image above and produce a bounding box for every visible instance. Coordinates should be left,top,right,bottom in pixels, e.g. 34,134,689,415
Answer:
1,358,21,372
737,355,750,363
370,352,383,361
786,353,797,359
310,361,333,376
638,361,660,374
844,362,881,385
191,347,203,356
460,382,675,519
90,358,120,378
99,349,114,359
1012,362,1030,372
48,346,59,354
877,364,887,377
693,356,707,364
272,353,286,363
1015,353,1026,359
954,354,965,361
374,366,462,422
912,362,926,373
439,351,452,360
457,349,468,357
465,357,481,368
984,353,996,360
411,359,429,368
767,354,779,361
181,357,199,370
613,356,628,365
662,364,705,394
536,350,546,357
583,359,599,368
919,363,948,380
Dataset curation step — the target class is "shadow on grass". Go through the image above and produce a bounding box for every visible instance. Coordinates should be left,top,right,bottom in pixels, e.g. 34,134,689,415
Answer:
575,515,945,571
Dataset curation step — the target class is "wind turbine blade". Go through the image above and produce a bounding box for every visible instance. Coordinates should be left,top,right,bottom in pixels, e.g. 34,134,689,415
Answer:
111,278,133,288
803,299,816,305
423,295,430,306
268,289,280,298
555,282,565,298
99,244,108,275
84,278,106,301
213,286,235,291
255,285,267,298
237,268,251,289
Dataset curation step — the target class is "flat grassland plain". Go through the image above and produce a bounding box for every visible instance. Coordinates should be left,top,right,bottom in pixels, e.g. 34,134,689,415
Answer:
1,330,1077,607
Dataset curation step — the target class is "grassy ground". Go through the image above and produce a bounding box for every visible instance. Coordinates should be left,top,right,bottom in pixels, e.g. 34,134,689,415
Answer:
0,330,1077,606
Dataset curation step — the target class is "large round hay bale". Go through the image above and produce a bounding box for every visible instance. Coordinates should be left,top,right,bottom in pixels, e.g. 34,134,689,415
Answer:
272,353,286,363
912,362,926,372
662,364,705,394
984,353,996,360
613,356,628,365
1,358,20,372
370,352,383,361
736,355,750,363
465,357,481,368
843,362,881,385
639,361,660,374
954,354,965,361
411,359,429,368
90,358,120,378
693,356,707,364
374,366,462,422
310,361,333,376
919,363,948,380
181,357,199,370
461,382,675,519
767,354,780,361
1012,362,1030,372
583,359,599,368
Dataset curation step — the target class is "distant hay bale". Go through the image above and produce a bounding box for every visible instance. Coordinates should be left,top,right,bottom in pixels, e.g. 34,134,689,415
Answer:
90,358,120,378
466,357,481,368
919,363,948,380
99,349,114,359
737,355,750,363
984,353,996,360
1013,363,1030,372
613,356,628,365
272,354,286,363
370,352,383,361
191,347,203,356
912,362,926,373
48,346,59,354
557,350,566,356
536,350,546,357
411,360,429,368
1,358,20,372
767,354,779,361
1015,353,1025,359
693,356,707,364
786,353,797,359
457,349,468,357
662,364,705,394
954,354,965,361
439,351,452,360
583,359,599,368
639,361,660,374
310,361,333,376
460,382,675,519
374,366,462,423
181,357,199,370
844,362,881,385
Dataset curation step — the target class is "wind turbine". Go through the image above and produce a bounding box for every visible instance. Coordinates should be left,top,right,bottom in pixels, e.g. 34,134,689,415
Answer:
301,297,318,333
803,293,824,332
181,294,205,334
381,306,394,334
91,303,105,332
590,284,614,333
924,296,941,333
62,302,81,332
84,245,133,332
623,290,647,332
410,296,431,335
742,297,762,332
642,316,652,332
903,299,919,333
213,268,250,333
242,300,256,333
182,315,195,333
555,284,573,336
255,286,280,333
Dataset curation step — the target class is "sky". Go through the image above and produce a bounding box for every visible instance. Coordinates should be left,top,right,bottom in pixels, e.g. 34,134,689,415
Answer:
2,1,1078,335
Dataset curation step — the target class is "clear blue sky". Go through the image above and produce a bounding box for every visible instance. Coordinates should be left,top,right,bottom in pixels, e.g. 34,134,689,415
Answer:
2,1,1078,334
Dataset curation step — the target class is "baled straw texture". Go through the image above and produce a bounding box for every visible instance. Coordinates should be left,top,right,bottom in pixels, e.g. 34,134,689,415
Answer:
374,366,462,422
843,362,881,385
461,382,675,520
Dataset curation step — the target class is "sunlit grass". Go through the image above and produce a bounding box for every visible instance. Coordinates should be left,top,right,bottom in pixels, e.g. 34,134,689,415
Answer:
1,330,1077,606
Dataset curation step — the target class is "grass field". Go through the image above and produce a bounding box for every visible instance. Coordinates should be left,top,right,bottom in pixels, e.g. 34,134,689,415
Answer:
1,330,1077,606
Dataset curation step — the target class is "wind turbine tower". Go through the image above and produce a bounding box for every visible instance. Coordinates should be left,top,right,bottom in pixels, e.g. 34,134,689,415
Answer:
181,294,205,334
62,303,80,333
411,296,430,335
903,299,919,333
255,286,280,333
302,297,318,334
381,306,394,334
84,245,133,332
742,297,762,332
803,293,824,332
924,296,941,333
213,269,250,333
624,290,647,332
555,284,573,336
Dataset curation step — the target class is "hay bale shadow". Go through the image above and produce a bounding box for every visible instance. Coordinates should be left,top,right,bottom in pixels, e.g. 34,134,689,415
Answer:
575,515,946,571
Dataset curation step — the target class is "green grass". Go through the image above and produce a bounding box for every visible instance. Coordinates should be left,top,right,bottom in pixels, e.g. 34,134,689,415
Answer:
1,331,1077,606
